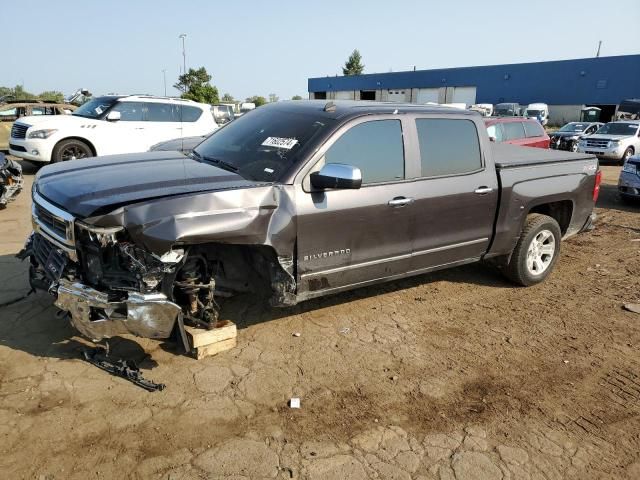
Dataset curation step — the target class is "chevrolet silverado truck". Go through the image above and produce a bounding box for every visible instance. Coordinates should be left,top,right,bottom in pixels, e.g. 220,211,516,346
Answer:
18,101,600,346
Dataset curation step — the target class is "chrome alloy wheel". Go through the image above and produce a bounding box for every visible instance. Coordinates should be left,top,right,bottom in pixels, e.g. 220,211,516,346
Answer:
526,229,555,276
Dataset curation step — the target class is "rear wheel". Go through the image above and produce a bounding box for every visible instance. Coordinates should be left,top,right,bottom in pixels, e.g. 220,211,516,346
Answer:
51,139,93,163
503,214,562,286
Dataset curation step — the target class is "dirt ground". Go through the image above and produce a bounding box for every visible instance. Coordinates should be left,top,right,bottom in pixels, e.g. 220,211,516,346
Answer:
0,161,639,480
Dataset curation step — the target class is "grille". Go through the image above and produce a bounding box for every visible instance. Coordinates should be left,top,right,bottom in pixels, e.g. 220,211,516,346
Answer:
33,234,68,281
585,139,610,149
34,203,68,239
11,123,29,139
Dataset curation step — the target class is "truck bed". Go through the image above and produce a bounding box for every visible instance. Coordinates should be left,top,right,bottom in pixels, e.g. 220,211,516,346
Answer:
492,143,596,169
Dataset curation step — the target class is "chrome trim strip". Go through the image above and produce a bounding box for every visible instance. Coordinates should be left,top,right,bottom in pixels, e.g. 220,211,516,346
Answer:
301,238,488,279
32,191,77,261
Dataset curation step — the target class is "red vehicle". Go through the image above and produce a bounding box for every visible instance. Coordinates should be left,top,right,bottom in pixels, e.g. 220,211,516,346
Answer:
484,117,550,148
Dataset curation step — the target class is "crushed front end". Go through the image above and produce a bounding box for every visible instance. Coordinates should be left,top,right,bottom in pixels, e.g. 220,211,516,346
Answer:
18,193,205,342
0,153,24,207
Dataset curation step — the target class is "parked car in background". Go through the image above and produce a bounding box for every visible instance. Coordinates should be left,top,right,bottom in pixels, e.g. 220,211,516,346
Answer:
577,121,640,164
8,95,218,163
0,100,76,151
470,104,493,116
150,134,208,154
616,99,640,120
524,103,549,126
494,103,520,117
619,154,640,204
211,104,235,124
485,117,550,148
550,122,604,152
0,152,23,207
21,101,599,344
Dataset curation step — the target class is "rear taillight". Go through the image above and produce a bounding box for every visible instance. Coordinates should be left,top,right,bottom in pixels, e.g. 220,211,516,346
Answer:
593,170,602,202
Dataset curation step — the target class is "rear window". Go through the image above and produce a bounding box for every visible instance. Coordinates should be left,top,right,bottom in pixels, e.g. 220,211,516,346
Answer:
416,118,482,177
180,105,203,122
503,122,526,141
524,121,545,138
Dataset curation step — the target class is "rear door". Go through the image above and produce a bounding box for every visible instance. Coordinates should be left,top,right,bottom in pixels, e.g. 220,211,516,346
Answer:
295,117,414,295
405,116,498,271
502,121,528,146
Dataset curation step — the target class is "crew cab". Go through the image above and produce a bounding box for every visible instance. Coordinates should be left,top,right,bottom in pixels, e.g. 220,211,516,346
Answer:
577,121,640,164
19,101,600,347
484,117,550,148
9,95,217,163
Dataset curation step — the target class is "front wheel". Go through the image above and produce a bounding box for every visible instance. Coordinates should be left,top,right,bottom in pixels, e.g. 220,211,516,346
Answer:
51,139,93,163
503,214,562,286
621,147,634,166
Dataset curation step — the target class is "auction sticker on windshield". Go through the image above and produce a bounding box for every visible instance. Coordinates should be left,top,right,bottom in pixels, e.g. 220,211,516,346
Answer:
262,137,298,149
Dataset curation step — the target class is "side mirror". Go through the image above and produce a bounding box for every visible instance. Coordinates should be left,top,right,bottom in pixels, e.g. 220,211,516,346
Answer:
106,111,121,122
489,136,496,142
310,163,362,190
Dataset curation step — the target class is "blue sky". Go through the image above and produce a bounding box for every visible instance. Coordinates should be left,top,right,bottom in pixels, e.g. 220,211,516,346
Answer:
2,0,639,101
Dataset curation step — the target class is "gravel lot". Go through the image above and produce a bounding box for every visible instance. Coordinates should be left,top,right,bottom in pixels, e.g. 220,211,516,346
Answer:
0,161,639,479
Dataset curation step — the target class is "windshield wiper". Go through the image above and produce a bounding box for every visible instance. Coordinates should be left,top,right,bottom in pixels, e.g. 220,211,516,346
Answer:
200,155,239,173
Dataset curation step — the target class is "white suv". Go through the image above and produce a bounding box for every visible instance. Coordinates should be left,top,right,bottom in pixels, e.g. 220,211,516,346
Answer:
9,95,218,163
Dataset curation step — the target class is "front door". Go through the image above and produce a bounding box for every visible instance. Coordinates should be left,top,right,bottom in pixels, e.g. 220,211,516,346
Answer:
101,101,149,154
295,118,414,297
405,116,498,271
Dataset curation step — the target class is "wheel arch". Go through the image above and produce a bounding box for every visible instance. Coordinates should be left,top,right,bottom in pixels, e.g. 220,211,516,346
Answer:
53,136,97,157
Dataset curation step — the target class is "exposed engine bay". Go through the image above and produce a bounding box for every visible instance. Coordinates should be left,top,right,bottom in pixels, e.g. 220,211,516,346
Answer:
0,153,23,207
19,193,296,344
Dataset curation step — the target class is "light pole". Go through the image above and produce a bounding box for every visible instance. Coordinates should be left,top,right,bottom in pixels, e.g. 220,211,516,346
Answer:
179,34,187,74
162,69,167,96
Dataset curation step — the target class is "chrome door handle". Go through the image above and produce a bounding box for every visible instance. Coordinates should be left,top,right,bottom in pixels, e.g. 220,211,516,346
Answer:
388,196,414,207
474,187,493,195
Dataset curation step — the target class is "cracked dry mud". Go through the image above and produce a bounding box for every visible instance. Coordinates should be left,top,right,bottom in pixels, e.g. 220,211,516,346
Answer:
0,164,639,479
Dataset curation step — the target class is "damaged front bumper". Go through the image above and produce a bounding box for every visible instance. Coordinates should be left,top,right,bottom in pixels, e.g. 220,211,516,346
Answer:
55,279,181,342
0,153,24,206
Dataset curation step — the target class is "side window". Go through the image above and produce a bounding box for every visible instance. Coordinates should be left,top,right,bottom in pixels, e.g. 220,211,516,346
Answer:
324,119,404,184
110,102,144,121
145,103,175,122
0,107,17,121
179,105,203,122
416,118,482,177
486,124,504,142
524,121,545,138
503,122,526,141
31,106,56,116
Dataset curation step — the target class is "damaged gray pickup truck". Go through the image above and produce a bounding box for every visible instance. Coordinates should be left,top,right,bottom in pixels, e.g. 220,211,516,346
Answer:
19,101,601,345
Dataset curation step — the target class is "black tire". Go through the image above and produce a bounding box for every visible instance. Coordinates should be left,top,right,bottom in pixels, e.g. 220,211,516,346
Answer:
51,139,93,163
621,147,634,166
503,213,562,286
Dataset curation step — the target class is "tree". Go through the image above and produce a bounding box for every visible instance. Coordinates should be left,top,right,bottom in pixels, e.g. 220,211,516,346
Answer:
173,67,219,104
291,95,303,100
246,95,267,107
221,93,235,103
342,49,364,76
268,93,279,103
38,91,65,102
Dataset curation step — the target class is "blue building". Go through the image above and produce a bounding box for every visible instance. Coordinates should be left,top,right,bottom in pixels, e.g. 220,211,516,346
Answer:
307,54,640,124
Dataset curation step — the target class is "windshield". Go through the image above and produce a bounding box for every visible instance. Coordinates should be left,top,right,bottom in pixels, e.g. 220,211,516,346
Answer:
526,110,541,117
193,106,333,182
560,123,586,132
495,105,516,116
72,97,118,119
596,122,639,135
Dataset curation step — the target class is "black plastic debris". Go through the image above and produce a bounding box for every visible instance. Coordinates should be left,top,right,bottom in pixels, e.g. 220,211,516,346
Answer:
81,348,165,392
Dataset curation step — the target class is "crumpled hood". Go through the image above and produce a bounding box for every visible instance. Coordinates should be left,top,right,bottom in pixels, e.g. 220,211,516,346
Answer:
551,131,581,138
35,151,266,218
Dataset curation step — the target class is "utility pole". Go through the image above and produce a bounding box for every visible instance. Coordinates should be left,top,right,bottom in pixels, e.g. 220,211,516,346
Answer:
162,69,167,96
179,34,187,74
596,40,602,58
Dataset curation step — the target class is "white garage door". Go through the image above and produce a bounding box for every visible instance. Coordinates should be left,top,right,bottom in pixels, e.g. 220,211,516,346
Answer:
450,87,477,106
335,91,355,100
387,90,408,102
416,88,439,104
